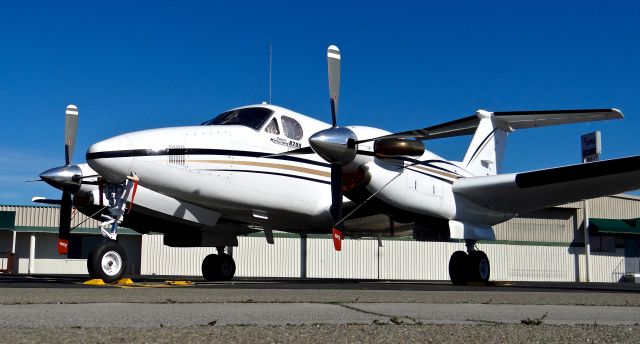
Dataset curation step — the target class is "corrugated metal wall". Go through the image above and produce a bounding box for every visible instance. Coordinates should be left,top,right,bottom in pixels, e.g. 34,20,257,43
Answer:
140,234,628,282
0,205,100,229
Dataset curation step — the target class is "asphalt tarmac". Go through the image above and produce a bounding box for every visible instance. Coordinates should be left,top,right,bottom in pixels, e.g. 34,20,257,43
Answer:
1,274,639,343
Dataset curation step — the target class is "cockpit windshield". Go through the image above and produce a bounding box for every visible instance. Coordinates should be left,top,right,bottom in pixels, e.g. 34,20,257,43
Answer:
201,107,273,130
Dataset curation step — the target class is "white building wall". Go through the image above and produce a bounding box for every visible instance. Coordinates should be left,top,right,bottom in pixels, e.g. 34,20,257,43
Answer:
306,238,378,279
139,234,631,282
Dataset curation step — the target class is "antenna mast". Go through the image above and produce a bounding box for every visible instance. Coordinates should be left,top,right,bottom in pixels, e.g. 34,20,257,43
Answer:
269,41,272,104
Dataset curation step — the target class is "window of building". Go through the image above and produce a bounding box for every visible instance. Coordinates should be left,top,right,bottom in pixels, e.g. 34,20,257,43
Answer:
264,118,280,135
281,116,303,140
201,107,274,131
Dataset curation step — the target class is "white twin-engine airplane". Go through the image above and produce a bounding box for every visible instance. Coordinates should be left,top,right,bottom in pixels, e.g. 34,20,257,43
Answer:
38,45,640,284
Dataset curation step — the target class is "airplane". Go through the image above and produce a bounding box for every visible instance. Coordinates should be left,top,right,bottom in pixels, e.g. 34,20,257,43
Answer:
37,45,640,284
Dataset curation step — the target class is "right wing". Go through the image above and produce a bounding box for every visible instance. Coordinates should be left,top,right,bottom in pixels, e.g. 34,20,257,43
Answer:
356,108,622,143
453,156,640,214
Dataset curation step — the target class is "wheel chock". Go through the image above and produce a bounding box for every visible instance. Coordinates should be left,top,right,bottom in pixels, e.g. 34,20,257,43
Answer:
116,278,134,285
83,279,106,285
165,280,192,286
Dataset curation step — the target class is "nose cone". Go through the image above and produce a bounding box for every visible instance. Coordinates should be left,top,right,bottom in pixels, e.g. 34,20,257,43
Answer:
86,134,133,183
309,127,357,165
40,165,82,193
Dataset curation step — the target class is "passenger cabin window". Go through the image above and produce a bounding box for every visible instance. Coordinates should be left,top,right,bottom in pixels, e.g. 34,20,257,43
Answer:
281,116,303,140
264,118,280,135
201,107,273,131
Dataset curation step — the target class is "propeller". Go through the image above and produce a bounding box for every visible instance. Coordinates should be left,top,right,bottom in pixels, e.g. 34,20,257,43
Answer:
56,105,78,254
304,45,359,251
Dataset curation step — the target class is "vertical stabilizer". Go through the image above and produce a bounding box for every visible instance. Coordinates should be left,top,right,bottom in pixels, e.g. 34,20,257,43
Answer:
462,110,507,176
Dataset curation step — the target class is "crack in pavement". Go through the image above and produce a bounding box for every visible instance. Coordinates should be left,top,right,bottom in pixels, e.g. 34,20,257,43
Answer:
337,304,422,325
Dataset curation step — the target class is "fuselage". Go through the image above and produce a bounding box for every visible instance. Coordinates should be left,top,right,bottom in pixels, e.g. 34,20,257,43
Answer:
85,104,514,235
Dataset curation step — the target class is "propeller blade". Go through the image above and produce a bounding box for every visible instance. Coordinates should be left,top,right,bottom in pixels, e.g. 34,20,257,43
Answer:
329,162,344,252
332,228,343,251
327,45,340,127
330,163,343,222
32,196,62,205
58,191,72,255
64,105,78,165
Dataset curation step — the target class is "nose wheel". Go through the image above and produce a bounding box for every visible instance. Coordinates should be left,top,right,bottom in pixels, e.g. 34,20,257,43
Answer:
448,241,490,285
202,247,236,281
87,240,128,283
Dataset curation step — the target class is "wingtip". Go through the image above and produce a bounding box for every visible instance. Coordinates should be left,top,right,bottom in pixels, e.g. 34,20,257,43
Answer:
612,108,624,119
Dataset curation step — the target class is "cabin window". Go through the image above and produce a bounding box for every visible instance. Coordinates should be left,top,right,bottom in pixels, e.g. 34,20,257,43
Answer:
264,118,280,135
281,116,303,140
201,107,273,131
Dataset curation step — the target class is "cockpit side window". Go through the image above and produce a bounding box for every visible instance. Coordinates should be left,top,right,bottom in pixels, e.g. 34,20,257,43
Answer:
281,116,303,140
264,117,280,135
201,107,274,131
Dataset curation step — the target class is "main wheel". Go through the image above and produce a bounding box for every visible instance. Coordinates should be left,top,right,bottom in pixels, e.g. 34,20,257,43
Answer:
202,254,221,281
449,251,468,285
467,251,490,283
87,240,128,283
202,254,236,281
218,254,236,281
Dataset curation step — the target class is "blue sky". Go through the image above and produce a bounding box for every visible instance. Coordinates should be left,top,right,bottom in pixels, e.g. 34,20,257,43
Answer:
0,1,638,204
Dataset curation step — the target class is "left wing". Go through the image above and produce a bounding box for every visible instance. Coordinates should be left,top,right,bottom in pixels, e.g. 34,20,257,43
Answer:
453,156,640,214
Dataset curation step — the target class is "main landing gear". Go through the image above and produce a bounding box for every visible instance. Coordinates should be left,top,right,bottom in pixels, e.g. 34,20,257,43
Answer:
202,247,236,281
448,240,490,285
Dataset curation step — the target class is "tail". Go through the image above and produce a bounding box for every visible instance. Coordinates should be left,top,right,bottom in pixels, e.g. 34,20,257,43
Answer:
461,108,623,176
462,110,507,176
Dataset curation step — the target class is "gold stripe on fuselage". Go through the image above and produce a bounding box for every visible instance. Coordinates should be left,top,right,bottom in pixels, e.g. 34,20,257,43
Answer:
412,164,460,180
187,159,331,178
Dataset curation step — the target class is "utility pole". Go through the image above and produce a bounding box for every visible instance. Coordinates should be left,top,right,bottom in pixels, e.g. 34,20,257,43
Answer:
581,131,601,282
269,41,272,104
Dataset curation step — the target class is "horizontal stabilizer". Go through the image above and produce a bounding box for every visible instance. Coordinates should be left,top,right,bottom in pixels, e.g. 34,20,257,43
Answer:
453,156,640,214
493,108,622,130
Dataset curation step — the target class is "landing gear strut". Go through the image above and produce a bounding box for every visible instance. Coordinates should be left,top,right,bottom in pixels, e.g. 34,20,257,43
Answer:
87,176,136,283
87,240,128,283
448,240,490,285
202,247,236,281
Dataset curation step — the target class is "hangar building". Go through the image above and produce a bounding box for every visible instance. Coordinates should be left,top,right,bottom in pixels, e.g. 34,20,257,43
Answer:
1,194,639,282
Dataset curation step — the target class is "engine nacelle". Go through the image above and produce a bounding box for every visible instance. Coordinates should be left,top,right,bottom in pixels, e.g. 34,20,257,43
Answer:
374,138,425,159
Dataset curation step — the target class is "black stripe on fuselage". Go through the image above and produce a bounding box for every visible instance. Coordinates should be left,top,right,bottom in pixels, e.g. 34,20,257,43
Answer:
86,148,331,168
202,169,331,185
87,148,463,179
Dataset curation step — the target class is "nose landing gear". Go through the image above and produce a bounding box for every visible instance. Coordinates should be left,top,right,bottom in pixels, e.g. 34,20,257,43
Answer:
87,240,128,283
448,240,490,285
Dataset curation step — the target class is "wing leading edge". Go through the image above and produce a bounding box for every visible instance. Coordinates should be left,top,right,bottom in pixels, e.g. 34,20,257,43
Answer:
453,156,640,215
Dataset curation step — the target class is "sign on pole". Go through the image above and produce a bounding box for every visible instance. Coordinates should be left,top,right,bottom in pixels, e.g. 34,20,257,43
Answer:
581,131,601,162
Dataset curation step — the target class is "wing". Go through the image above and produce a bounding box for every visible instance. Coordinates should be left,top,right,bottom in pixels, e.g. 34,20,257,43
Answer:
453,156,640,214
355,108,621,144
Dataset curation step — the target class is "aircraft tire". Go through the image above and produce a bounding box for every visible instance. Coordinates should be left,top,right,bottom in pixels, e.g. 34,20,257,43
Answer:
449,251,468,285
467,251,490,283
202,254,221,281
202,254,236,281
87,240,128,283
218,254,236,281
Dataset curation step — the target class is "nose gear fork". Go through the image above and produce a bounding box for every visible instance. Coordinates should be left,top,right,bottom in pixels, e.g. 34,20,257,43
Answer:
98,173,138,241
